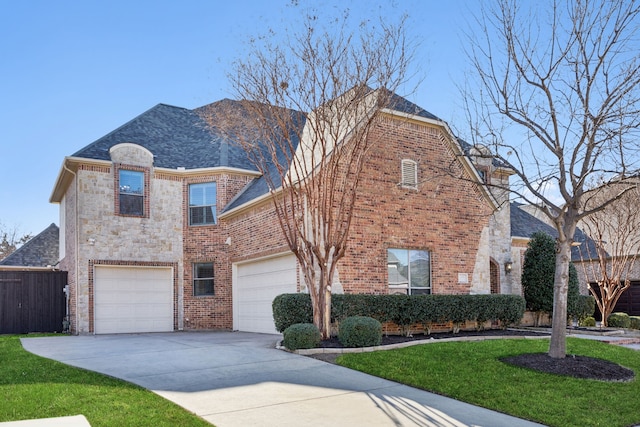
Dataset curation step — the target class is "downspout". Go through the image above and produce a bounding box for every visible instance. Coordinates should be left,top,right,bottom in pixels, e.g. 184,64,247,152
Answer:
62,161,79,335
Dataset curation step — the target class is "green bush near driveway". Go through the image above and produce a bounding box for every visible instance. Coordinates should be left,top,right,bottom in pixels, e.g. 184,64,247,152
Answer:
608,312,631,328
273,293,526,334
338,316,382,347
282,323,321,350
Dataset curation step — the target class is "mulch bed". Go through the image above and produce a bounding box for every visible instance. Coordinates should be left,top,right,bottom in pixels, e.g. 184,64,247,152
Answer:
309,329,636,382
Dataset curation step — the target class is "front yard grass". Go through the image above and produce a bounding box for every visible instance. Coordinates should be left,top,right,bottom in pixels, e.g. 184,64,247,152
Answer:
338,337,640,427
0,335,211,427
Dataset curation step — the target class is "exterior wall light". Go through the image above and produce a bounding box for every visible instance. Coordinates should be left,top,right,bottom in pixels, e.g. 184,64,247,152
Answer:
504,261,513,273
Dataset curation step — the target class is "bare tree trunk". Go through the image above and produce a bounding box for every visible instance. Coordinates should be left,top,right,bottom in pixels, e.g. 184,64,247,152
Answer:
549,239,572,358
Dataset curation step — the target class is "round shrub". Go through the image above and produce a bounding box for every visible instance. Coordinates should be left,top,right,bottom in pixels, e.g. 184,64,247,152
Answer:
282,323,321,351
579,316,596,327
630,316,640,330
607,312,631,329
338,316,382,348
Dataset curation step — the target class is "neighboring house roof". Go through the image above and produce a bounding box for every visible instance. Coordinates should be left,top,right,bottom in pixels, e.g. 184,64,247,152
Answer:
510,202,598,261
0,224,59,267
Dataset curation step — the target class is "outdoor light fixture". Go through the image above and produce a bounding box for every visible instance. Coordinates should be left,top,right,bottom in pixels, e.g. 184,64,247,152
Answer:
504,261,513,273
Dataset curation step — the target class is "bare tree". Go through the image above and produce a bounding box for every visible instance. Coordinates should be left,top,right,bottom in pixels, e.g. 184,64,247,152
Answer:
0,222,32,260
212,13,412,338
463,0,640,357
578,182,640,326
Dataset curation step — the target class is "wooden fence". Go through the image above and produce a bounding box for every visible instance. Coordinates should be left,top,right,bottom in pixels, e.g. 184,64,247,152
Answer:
0,270,67,334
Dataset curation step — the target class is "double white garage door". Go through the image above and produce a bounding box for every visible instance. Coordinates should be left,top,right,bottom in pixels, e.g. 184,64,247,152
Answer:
94,266,173,334
93,255,296,335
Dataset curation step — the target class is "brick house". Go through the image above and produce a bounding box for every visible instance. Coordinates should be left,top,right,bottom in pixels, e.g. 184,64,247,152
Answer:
50,93,518,335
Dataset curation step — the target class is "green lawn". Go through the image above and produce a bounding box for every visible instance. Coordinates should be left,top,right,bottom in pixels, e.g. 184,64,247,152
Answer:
338,338,640,427
0,335,211,427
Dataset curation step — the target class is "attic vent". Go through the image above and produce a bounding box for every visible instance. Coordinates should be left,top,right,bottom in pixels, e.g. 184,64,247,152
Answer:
401,159,418,188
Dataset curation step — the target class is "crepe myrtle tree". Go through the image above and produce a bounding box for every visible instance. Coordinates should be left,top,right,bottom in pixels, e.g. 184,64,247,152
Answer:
462,0,640,357
211,13,413,339
578,183,640,326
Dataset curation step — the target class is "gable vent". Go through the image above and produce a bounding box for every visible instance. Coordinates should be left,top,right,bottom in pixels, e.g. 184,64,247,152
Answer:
401,159,418,188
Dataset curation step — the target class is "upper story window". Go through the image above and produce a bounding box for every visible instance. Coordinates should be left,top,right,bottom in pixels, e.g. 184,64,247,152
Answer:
401,159,418,188
118,169,144,216
189,182,217,225
387,248,431,295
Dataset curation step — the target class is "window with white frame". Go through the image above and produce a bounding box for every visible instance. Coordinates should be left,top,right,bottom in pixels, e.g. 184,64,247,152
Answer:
193,262,214,296
189,182,217,225
118,169,144,216
388,248,431,295
400,159,418,188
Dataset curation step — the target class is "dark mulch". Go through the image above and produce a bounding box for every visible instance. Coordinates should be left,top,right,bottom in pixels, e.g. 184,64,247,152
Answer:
309,329,636,382
502,353,635,382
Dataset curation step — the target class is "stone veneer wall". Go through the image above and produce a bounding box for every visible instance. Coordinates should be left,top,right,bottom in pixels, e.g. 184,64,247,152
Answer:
67,144,184,333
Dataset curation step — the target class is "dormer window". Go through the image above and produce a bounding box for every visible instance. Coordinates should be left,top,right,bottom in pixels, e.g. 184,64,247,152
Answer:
401,159,418,188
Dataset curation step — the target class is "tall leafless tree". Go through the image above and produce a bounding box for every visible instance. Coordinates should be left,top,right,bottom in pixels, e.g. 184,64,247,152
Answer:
463,0,640,357
214,13,412,338
578,182,640,326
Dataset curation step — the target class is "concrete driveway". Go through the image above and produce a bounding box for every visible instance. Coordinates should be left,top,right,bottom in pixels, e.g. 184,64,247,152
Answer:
21,332,543,427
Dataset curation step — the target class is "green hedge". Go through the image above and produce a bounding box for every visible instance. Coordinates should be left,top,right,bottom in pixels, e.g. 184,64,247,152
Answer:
630,316,640,330
282,323,321,350
607,312,631,328
570,295,595,322
272,293,526,333
338,316,382,347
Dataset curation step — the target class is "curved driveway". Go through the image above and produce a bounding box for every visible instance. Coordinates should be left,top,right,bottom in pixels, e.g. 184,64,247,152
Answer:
22,332,543,427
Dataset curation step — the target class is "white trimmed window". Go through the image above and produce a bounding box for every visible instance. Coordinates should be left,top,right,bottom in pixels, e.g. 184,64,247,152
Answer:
193,262,214,296
401,159,418,188
189,182,217,225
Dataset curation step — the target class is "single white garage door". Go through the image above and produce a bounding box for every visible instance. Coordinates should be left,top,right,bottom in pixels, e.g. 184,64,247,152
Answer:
234,253,297,334
94,266,173,334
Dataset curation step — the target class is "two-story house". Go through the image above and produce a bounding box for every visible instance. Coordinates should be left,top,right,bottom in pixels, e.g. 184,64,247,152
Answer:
51,92,516,335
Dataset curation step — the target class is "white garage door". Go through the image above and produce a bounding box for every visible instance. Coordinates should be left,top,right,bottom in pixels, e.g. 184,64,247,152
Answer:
234,253,297,334
94,266,173,334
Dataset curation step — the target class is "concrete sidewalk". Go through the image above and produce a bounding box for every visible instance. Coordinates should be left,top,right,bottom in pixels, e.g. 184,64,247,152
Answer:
21,332,544,427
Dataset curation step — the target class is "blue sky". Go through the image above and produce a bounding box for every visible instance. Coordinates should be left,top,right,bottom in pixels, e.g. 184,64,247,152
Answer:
1,0,475,236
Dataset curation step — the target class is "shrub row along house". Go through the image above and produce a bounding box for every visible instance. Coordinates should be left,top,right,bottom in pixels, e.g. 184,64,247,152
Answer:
51,92,525,335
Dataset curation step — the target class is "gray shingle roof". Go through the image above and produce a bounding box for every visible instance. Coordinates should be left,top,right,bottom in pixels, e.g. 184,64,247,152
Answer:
0,224,59,267
68,93,452,213
73,102,256,171
510,203,598,261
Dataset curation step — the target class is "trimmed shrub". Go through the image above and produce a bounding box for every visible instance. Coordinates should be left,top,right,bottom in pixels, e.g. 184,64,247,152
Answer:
273,293,312,332
282,323,321,350
338,316,382,348
570,295,595,323
630,316,640,330
272,293,526,335
607,312,631,328
579,316,596,327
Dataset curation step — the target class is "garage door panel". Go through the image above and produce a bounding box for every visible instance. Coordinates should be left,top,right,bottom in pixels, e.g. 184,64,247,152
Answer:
95,266,173,334
235,254,297,334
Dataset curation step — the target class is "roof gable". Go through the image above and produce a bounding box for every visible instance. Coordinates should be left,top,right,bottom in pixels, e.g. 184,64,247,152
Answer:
0,224,59,267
